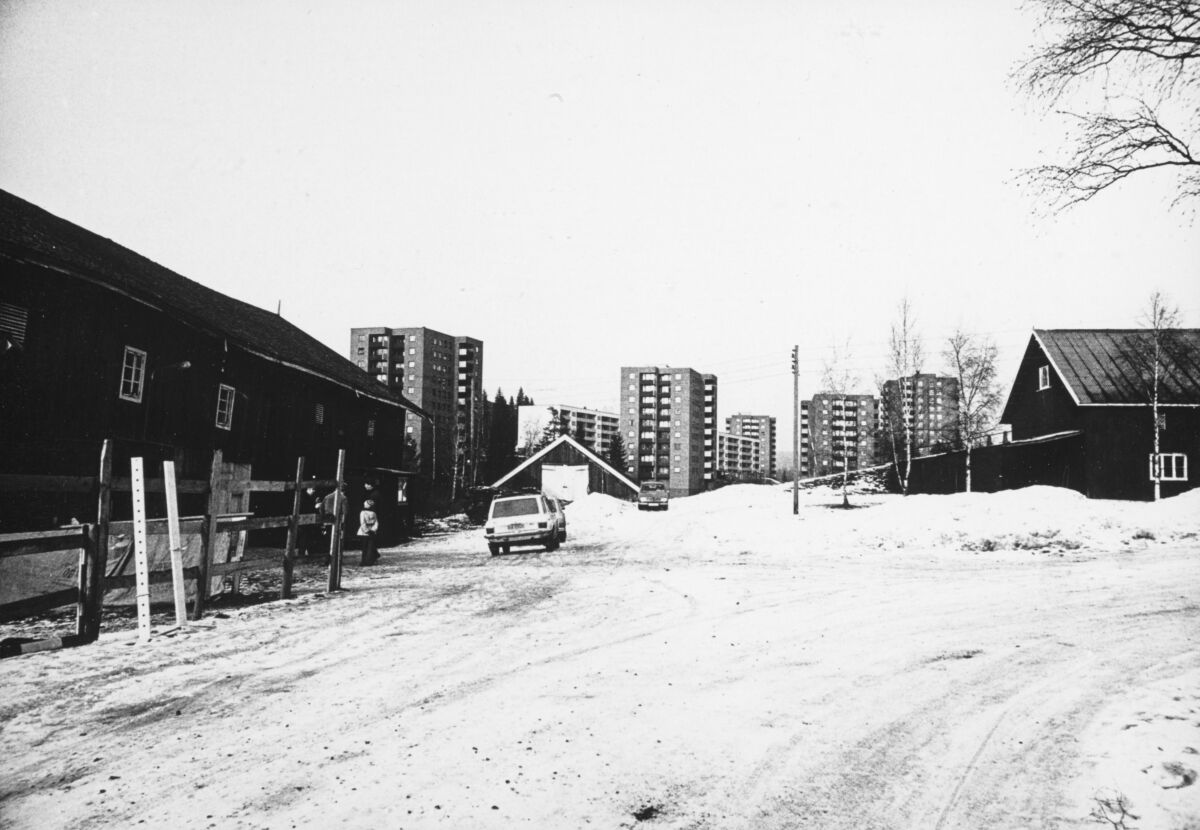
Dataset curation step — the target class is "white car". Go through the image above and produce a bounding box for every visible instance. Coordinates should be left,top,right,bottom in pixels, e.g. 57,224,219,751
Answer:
484,493,567,555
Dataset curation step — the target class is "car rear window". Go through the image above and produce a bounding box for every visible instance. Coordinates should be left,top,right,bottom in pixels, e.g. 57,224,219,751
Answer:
492,497,542,518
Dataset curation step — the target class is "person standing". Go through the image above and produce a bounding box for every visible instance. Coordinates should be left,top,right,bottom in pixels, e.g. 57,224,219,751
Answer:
358,499,379,565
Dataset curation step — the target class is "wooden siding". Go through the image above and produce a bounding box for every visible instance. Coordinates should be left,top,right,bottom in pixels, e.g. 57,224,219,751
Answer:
1,266,409,529
1002,337,1082,440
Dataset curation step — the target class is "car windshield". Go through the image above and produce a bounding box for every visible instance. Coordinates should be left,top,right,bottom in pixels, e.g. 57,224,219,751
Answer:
641,483,666,491
492,497,542,518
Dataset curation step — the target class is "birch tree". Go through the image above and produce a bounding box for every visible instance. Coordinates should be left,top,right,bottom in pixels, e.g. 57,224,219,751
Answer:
943,330,1003,492
884,298,923,494
1125,291,1182,500
1019,0,1200,209
821,340,859,508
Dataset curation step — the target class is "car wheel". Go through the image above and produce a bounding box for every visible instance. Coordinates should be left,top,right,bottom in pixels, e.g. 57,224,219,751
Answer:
545,537,559,551
558,527,567,543
488,543,499,556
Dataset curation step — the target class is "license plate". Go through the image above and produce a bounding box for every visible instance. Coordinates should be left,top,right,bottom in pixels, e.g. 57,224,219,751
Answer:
509,523,526,530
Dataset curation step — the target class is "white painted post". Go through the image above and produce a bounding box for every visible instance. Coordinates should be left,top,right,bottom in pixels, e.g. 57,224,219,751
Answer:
163,460,188,628
131,457,151,641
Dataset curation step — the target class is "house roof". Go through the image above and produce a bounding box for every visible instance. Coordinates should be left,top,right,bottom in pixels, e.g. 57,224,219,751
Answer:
0,189,427,418
493,434,640,493
1032,329,1200,406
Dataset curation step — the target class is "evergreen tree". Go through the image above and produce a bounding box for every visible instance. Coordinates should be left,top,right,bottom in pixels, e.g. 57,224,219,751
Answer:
485,387,518,481
605,433,628,471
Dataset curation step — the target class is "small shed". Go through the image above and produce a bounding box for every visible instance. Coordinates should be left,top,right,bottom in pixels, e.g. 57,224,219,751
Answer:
492,435,638,502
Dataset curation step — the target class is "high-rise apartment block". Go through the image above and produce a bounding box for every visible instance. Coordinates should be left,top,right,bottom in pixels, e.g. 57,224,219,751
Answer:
717,432,762,481
516,404,620,456
350,327,484,487
619,366,717,496
879,373,960,454
800,393,878,478
725,413,777,478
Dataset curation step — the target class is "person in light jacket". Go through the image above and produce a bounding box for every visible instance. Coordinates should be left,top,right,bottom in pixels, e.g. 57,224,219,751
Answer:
358,499,380,565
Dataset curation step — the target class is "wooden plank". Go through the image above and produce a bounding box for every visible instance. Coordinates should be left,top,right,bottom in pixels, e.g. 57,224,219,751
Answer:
108,517,206,537
283,457,305,600
215,516,295,532
104,567,199,591
210,556,283,577
245,480,292,493
0,474,95,493
328,449,346,592
193,449,222,620
86,439,113,641
163,461,188,628
74,524,91,637
0,589,78,623
0,528,90,543
111,477,209,494
0,633,91,659
131,458,150,641
0,530,89,559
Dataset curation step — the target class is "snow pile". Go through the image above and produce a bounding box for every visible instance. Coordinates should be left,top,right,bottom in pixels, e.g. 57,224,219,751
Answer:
566,485,1200,556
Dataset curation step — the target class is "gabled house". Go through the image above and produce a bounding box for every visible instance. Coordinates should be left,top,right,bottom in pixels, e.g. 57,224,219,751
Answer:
493,435,638,503
0,189,427,529
999,329,1200,500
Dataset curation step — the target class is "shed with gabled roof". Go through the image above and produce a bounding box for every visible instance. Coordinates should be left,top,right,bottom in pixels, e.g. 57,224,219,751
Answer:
493,435,638,502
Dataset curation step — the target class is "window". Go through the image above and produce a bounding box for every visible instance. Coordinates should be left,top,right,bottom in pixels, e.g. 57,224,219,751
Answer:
1151,453,1188,481
315,403,325,424
119,347,147,402
367,419,376,437
1038,365,1050,390
215,384,235,430
1,302,29,348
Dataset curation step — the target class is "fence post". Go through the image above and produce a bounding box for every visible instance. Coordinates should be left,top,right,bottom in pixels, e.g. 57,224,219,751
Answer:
282,456,305,600
163,460,188,628
131,457,151,641
327,449,346,592
194,448,223,620
84,439,113,641
74,523,91,638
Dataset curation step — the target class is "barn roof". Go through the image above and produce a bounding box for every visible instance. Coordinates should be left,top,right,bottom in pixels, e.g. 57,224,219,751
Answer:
493,434,640,493
1032,329,1200,406
0,189,427,418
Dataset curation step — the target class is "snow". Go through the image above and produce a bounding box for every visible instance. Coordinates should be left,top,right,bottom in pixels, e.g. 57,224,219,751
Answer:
2,485,1198,828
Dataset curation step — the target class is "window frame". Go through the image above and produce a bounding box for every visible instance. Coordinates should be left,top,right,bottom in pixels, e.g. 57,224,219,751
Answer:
1150,453,1188,482
215,384,236,430
119,346,147,403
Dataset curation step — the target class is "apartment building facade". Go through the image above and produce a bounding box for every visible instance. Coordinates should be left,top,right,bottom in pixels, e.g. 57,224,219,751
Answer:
800,393,878,478
717,431,762,481
350,327,485,489
879,373,960,455
516,404,620,457
725,413,777,478
619,366,717,497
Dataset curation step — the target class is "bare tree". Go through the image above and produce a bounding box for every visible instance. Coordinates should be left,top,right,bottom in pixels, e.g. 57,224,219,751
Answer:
883,298,923,494
1019,0,1200,209
821,340,860,508
944,330,1003,492
1125,291,1183,500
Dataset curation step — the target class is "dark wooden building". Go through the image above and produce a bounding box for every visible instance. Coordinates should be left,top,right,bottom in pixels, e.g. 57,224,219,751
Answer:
0,189,427,530
912,329,1199,500
493,435,638,502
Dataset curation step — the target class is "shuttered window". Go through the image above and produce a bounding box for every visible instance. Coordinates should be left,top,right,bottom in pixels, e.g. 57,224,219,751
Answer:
0,303,28,348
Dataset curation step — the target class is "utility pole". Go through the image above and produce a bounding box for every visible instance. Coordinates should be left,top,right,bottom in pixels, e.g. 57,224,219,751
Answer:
792,345,799,516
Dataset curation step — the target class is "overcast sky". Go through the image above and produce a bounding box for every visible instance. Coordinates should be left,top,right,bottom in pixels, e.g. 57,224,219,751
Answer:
2,0,1196,449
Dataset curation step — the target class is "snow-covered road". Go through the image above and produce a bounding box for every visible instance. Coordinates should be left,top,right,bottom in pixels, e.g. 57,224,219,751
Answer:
2,485,1198,829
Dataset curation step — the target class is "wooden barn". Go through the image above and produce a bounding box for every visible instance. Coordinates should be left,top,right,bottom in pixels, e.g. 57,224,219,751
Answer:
0,189,427,532
493,435,638,503
912,329,1199,500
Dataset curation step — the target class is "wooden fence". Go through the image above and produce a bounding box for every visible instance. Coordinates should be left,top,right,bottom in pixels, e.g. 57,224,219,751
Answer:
0,442,351,657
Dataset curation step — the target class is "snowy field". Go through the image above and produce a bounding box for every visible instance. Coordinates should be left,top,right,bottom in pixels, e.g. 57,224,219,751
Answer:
2,485,1198,829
